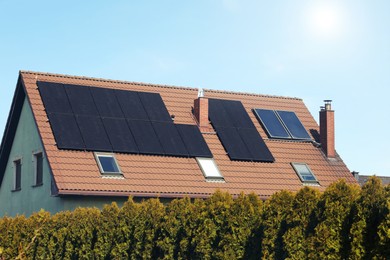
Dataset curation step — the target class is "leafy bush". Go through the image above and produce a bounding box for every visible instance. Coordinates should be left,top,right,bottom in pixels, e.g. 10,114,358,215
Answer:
0,177,389,259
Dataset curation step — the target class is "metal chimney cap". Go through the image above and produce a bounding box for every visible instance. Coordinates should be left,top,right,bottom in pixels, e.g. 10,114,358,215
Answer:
198,88,204,98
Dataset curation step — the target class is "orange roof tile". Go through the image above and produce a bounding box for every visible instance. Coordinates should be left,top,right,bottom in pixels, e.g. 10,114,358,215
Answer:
20,70,356,199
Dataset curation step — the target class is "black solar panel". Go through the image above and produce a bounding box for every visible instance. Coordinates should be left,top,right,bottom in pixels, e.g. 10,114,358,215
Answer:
37,82,73,114
276,111,311,140
237,128,275,162
39,81,213,158
76,115,112,151
127,120,165,155
102,118,138,153
223,100,255,128
253,109,291,139
208,99,234,127
47,113,85,150
138,92,172,122
90,87,124,118
152,122,188,156
176,124,213,158
65,84,99,116
209,99,274,162
215,127,253,161
115,89,149,120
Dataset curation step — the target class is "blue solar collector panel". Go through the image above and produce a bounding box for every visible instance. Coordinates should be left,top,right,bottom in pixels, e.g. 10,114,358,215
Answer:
276,111,311,140
253,109,291,139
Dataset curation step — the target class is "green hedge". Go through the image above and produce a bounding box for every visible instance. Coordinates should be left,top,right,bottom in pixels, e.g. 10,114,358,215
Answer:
0,177,389,259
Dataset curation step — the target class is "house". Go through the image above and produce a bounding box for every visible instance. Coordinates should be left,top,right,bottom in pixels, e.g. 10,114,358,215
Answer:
352,172,390,186
0,71,357,216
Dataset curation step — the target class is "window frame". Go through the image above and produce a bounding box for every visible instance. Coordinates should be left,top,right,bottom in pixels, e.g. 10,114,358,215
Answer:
94,152,122,175
291,162,319,184
12,158,22,191
33,151,44,187
196,157,224,182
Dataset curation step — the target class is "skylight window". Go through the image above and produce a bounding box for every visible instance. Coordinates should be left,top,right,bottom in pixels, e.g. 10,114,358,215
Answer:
196,157,224,181
291,163,319,184
94,153,121,175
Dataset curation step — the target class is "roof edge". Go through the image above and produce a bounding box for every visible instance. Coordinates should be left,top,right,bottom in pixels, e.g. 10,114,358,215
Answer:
20,70,301,101
20,70,199,92
58,189,270,200
0,74,26,185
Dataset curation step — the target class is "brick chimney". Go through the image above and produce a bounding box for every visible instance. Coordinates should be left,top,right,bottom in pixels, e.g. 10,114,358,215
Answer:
320,100,335,158
194,89,210,131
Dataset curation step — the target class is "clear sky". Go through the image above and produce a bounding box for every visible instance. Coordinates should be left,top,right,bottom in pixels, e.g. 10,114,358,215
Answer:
0,0,389,176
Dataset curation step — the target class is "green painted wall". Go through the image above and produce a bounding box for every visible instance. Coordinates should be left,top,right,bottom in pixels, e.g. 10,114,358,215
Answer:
0,98,63,216
0,98,167,217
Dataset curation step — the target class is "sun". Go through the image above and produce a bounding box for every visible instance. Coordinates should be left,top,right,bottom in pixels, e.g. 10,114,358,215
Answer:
307,3,345,40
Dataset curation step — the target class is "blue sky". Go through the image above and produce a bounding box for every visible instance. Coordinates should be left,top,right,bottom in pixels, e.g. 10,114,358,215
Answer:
0,0,389,176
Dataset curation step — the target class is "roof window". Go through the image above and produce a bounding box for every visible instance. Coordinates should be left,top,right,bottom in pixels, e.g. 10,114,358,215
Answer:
94,153,121,175
196,157,224,182
291,163,319,185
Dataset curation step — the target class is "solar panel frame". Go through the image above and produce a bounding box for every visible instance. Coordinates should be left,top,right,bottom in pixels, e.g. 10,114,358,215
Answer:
208,99,234,127
64,84,100,116
76,115,113,151
102,118,139,153
237,128,275,162
127,119,165,155
47,113,85,150
222,100,255,128
115,89,149,121
37,81,73,114
276,110,312,140
253,109,291,139
138,92,172,123
152,122,189,157
176,124,213,158
90,87,124,118
215,126,253,161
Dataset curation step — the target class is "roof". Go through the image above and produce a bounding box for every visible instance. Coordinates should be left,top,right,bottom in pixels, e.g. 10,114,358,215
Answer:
357,175,390,186
0,71,357,199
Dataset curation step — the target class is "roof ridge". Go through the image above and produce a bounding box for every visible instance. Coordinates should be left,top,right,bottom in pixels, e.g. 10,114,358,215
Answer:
19,70,198,91
20,70,301,100
204,88,301,101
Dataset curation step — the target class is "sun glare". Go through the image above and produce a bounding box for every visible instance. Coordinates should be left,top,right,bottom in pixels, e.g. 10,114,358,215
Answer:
307,3,345,40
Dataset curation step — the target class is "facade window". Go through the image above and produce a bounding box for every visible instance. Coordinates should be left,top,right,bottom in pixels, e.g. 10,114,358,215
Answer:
196,157,224,181
291,163,319,184
33,152,43,186
13,159,22,191
94,153,121,175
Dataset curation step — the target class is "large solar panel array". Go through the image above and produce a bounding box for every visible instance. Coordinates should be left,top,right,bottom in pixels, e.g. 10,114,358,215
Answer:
253,109,312,140
38,81,212,158
208,99,274,162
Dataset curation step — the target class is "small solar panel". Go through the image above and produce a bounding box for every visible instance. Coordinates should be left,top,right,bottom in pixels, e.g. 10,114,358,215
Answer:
65,84,99,116
102,118,138,153
152,122,188,156
76,115,112,151
237,128,275,162
276,111,311,140
223,100,255,128
176,124,213,158
90,87,124,118
115,89,149,121
37,82,73,114
253,109,291,139
215,127,252,161
208,99,234,127
138,92,172,122
127,120,164,155
47,113,85,150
